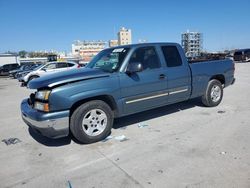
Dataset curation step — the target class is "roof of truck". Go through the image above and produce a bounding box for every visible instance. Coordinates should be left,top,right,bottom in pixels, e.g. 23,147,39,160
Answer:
109,42,180,49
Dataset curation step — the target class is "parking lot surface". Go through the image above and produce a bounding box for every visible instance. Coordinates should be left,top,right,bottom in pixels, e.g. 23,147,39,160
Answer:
0,63,250,188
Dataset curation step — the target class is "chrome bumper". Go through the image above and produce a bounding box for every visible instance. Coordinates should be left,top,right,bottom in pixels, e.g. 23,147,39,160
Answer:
21,99,69,138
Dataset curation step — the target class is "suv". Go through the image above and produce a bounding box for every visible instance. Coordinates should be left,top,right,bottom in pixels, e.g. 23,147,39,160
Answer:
0,63,20,76
234,49,250,62
19,61,80,85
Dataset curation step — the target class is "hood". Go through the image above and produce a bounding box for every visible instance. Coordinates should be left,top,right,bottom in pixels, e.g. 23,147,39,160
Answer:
28,68,110,89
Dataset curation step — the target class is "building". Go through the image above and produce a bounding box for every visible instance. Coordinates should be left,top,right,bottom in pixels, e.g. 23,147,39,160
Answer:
118,27,132,46
181,30,203,57
72,40,106,61
109,39,118,47
0,54,19,66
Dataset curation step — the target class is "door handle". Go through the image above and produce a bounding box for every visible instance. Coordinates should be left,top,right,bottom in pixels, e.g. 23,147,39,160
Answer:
159,74,166,80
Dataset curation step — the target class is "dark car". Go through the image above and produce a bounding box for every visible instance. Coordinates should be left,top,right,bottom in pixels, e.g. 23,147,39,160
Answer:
9,64,35,78
0,63,20,76
234,49,250,62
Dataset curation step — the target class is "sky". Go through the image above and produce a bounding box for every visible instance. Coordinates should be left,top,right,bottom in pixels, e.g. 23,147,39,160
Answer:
0,0,250,53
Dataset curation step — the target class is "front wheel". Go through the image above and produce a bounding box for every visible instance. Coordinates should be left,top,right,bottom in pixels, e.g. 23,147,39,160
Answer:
70,100,114,144
202,79,223,107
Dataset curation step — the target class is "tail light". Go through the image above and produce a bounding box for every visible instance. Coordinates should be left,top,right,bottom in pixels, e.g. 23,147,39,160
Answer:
77,64,81,68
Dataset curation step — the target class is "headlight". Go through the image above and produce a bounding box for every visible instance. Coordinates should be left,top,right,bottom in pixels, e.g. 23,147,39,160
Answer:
35,90,51,100
34,101,49,112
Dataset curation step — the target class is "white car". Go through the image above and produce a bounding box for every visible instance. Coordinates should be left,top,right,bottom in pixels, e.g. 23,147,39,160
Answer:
19,61,80,85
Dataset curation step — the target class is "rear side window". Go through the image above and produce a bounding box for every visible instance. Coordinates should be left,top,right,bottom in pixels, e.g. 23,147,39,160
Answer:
245,50,250,56
12,64,19,69
161,46,182,67
3,65,10,69
234,51,242,56
57,63,68,68
67,63,75,67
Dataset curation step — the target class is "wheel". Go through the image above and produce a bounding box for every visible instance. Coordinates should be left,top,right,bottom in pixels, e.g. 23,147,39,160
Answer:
202,79,223,107
70,100,114,144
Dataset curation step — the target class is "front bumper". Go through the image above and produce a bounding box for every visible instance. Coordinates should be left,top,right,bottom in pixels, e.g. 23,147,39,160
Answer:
21,99,70,138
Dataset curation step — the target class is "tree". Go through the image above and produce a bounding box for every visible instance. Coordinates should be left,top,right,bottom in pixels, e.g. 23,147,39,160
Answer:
19,50,28,58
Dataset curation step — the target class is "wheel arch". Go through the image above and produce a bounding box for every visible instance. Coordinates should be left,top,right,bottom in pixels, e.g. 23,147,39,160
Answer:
210,74,225,85
70,95,118,118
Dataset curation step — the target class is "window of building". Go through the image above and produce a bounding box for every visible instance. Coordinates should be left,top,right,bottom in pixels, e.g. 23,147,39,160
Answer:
129,47,160,70
161,46,182,67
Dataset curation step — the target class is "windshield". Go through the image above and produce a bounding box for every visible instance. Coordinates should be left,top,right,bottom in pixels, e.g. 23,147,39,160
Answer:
86,47,130,73
32,64,43,71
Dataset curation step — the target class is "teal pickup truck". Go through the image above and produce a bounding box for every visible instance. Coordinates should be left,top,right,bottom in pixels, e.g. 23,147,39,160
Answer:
21,43,235,144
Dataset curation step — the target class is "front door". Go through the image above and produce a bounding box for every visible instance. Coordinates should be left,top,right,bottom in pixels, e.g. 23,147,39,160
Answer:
40,63,58,75
119,46,168,115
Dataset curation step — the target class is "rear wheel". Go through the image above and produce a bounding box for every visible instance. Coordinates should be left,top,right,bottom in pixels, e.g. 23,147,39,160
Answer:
202,79,223,107
70,100,113,144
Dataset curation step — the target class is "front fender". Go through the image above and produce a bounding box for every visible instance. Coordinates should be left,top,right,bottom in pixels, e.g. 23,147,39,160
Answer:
48,75,120,112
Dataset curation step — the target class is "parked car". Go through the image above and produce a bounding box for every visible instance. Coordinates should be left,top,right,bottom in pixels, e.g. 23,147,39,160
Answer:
9,64,36,78
21,43,235,144
0,63,19,76
16,64,43,79
233,49,250,62
19,61,80,85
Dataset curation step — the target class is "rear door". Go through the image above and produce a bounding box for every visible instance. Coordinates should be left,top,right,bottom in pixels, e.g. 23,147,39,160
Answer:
119,46,168,115
160,45,191,103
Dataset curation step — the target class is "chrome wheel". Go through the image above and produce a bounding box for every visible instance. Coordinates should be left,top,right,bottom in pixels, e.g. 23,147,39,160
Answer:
82,109,107,136
210,85,221,103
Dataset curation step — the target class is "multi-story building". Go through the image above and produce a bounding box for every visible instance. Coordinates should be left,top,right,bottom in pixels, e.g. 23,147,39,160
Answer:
109,39,118,47
118,27,132,46
72,40,106,61
181,31,203,57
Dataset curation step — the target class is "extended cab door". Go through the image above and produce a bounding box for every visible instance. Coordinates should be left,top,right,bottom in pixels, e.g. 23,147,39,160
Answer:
160,45,191,103
119,46,168,115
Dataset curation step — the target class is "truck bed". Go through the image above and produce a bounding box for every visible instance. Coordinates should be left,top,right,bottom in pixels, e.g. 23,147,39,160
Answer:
189,59,234,99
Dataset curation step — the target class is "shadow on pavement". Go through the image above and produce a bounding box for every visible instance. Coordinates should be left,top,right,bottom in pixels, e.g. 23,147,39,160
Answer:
113,98,203,129
28,127,72,147
28,98,203,146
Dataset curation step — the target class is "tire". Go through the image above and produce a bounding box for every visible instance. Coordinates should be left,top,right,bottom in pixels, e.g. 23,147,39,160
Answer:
202,79,223,107
70,100,114,144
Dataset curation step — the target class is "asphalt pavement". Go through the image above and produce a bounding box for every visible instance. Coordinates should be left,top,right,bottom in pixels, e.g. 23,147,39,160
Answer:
0,62,249,188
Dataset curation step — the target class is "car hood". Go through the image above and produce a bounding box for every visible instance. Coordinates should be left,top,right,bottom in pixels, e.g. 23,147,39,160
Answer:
9,69,19,73
28,68,110,89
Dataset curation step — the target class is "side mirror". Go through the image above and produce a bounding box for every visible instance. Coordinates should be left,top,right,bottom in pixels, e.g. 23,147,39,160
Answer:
126,62,143,74
41,68,47,72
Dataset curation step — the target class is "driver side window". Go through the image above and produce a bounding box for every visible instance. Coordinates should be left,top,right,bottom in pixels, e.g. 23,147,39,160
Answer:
129,47,160,71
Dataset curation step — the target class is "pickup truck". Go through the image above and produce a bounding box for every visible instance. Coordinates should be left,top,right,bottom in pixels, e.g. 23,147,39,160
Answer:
21,43,235,144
